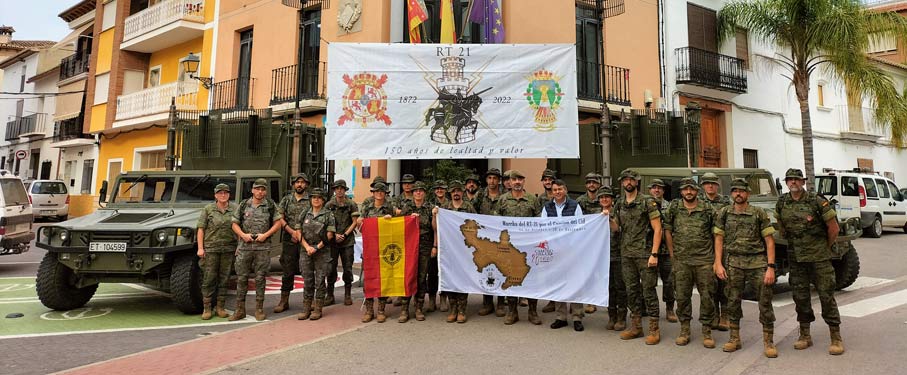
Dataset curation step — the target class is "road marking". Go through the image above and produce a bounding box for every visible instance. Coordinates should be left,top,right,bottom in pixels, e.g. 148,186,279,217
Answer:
0,283,35,292
839,288,907,318
41,307,114,320
733,276,894,307
0,261,40,265
0,293,163,304
0,316,258,340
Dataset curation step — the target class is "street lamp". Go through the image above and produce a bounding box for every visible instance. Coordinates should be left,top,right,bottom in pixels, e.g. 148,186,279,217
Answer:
182,52,213,89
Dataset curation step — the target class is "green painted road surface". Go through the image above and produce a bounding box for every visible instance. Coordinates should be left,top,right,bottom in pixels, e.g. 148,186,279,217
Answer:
0,277,255,338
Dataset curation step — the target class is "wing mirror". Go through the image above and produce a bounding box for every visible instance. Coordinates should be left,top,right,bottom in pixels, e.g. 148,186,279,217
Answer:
99,180,108,204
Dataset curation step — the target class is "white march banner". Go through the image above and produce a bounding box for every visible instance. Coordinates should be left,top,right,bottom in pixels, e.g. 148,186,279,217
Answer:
437,209,609,306
325,43,579,160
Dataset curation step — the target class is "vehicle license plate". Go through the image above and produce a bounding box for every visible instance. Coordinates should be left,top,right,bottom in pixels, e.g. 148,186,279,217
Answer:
89,242,127,252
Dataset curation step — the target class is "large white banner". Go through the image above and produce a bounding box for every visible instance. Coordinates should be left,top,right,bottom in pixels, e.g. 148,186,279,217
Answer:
438,209,609,306
325,43,579,160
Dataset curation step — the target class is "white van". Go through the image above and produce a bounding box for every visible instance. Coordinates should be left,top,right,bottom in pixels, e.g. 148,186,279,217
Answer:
816,169,907,237
25,179,70,221
0,172,35,255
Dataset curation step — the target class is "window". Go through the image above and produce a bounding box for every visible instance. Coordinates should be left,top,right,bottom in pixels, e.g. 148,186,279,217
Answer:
19,66,26,92
687,3,718,53
0,179,29,206
148,66,161,87
735,28,749,69
175,176,237,202
81,159,94,194
576,6,602,100
102,0,117,31
138,150,166,170
94,72,110,104
868,33,897,53
123,70,145,94
300,10,320,97
237,30,253,108
113,176,175,203
817,176,836,196
862,177,878,198
841,176,859,197
875,178,890,198
817,83,825,107
887,181,903,202
31,181,68,195
742,148,758,168
402,0,482,43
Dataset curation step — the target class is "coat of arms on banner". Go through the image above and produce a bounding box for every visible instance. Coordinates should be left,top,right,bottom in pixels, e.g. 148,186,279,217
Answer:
416,55,493,145
525,69,564,132
338,73,392,127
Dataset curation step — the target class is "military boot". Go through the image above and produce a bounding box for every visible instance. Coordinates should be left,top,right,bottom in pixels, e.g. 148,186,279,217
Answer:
675,320,690,346
702,325,716,349
415,299,426,321
324,291,336,307
439,293,449,312
426,294,437,313
605,308,617,330
376,300,387,323
201,297,213,320
829,325,845,355
665,302,678,323
542,300,556,313
297,298,313,320
309,299,324,320
273,292,290,313
763,328,778,358
228,299,246,321
215,297,229,318
527,300,542,325
504,301,519,325
456,299,467,324
495,297,506,317
723,323,742,352
362,299,375,323
254,300,266,321
393,296,403,306
717,312,730,331
398,299,410,323
446,299,458,323
343,285,353,306
478,295,494,316
614,308,628,331
645,318,661,345
794,323,813,350
620,314,643,340
584,305,597,314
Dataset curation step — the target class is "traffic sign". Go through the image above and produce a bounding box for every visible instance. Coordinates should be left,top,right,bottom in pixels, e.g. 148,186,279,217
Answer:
14,150,27,160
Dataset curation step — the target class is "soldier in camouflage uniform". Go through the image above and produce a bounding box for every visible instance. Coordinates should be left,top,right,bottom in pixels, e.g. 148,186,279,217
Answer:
614,169,663,345
325,179,359,306
464,174,481,206
356,182,397,323
648,179,677,323
427,180,448,312
295,188,336,321
431,180,449,207
196,183,238,320
230,179,283,321
598,186,628,331
475,168,507,317
392,174,416,210
495,170,543,325
663,178,716,348
274,173,311,314
700,172,731,331
577,172,603,314
360,176,387,210
776,168,844,355
398,181,439,322
440,180,476,323
713,178,778,358
537,168,558,313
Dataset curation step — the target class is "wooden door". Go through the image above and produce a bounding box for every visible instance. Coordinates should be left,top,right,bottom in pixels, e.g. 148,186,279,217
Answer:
699,110,721,167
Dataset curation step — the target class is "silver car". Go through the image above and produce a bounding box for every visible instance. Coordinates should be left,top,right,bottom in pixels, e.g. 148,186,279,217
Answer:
27,180,69,221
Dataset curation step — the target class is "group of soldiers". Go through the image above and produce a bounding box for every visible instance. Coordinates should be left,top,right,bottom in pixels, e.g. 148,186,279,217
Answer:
193,166,846,358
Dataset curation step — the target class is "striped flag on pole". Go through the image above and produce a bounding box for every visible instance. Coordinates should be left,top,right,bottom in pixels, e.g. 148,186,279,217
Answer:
361,216,419,298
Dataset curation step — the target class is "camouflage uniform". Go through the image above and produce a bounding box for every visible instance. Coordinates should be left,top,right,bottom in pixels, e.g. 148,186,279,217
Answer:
495,174,543,325
197,198,238,303
277,187,310,295
296,190,336,306
392,174,416,210
597,188,627,328
441,190,476,321
702,173,731,328
359,182,397,320
325,180,359,305
232,184,282,316
615,191,662,313
475,169,507,316
400,182,436,318
776,168,841,347
650,179,675,319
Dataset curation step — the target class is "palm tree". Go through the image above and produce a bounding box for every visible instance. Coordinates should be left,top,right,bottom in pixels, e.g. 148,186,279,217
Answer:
718,0,907,184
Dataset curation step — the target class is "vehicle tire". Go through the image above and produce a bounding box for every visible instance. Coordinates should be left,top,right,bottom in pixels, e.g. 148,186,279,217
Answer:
36,252,98,311
170,253,203,314
832,243,860,290
863,216,883,238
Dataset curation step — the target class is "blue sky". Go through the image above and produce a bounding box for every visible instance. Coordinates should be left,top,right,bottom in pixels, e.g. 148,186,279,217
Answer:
0,0,77,42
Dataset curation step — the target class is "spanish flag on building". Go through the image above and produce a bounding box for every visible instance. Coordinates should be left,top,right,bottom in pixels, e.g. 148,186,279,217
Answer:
361,216,419,298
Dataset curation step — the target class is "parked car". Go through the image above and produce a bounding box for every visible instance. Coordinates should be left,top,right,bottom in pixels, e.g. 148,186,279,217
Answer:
26,180,70,221
816,169,907,237
0,171,35,255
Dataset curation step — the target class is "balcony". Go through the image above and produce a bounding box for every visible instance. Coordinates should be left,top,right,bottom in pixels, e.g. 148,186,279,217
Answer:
675,47,747,95
837,105,887,142
114,81,198,127
121,0,205,53
5,114,49,141
269,61,327,113
210,77,255,111
59,52,90,82
577,60,631,109
50,116,94,148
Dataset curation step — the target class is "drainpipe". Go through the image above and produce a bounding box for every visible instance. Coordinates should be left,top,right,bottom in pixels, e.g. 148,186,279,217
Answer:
165,97,177,171
598,0,611,184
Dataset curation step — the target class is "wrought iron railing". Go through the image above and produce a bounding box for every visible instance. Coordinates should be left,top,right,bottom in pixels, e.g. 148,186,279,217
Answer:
675,47,748,93
114,81,198,120
210,77,255,110
53,117,92,142
123,0,204,42
4,113,48,141
270,61,327,106
577,60,631,106
281,0,330,9
575,0,626,18
59,52,90,81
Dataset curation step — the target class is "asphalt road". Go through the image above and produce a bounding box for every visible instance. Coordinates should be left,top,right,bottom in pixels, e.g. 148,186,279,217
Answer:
2,223,906,375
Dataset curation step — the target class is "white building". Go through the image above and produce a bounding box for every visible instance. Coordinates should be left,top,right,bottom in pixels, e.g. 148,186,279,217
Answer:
660,0,907,183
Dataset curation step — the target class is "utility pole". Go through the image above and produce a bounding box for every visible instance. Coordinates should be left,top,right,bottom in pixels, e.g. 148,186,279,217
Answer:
165,97,177,171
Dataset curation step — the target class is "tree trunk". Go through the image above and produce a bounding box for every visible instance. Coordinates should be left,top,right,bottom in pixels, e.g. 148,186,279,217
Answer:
798,98,816,189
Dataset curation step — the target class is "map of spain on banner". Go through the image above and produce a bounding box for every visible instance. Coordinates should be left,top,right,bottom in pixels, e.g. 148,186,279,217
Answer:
437,209,609,306
325,43,579,160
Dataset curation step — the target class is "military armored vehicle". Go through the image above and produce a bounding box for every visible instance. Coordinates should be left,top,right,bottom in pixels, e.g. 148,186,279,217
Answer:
632,167,862,290
35,170,285,313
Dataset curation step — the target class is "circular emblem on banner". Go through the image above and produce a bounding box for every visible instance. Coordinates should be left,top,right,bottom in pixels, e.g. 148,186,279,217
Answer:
338,73,392,127
15,150,27,160
381,243,403,266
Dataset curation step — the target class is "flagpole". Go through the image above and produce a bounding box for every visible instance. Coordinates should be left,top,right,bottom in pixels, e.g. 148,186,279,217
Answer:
461,0,475,43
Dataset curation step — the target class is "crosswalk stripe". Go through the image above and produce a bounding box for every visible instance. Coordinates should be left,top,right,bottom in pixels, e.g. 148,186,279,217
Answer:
839,288,907,318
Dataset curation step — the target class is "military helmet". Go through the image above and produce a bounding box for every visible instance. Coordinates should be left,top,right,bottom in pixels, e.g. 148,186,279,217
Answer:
401,174,416,183
448,180,465,191
252,178,268,189
678,177,700,190
648,178,666,188
214,183,231,193
700,172,720,185
618,168,640,182
331,179,349,190
596,186,616,199
729,178,750,192
541,168,557,180
465,174,481,184
412,181,428,191
292,172,309,183
585,172,602,183
433,180,448,190
370,176,386,188
484,168,502,178
509,170,525,179
370,182,389,193
785,168,806,180
309,187,326,199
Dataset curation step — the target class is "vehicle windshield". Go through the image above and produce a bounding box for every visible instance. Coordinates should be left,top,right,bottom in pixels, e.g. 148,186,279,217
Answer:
816,176,836,196
742,174,776,197
1,179,29,205
31,181,67,195
112,175,239,204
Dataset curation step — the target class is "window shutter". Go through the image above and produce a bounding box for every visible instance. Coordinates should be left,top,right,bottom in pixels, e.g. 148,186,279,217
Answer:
736,28,749,69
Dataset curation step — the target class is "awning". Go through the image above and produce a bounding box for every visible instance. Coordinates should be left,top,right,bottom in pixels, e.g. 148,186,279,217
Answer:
52,22,93,51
